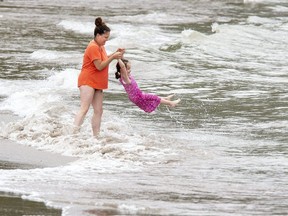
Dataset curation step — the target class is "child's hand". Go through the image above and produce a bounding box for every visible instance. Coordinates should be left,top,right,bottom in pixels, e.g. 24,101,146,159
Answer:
117,48,125,53
117,48,125,58
113,51,123,59
118,59,125,68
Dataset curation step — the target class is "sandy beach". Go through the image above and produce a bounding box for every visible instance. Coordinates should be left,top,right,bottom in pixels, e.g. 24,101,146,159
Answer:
0,191,62,216
0,112,78,215
0,138,77,169
0,111,77,168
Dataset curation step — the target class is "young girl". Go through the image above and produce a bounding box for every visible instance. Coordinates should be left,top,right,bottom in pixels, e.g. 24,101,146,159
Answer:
115,59,181,113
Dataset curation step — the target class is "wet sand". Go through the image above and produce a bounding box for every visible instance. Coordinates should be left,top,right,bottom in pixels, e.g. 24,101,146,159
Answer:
0,192,62,216
0,112,78,216
0,139,77,168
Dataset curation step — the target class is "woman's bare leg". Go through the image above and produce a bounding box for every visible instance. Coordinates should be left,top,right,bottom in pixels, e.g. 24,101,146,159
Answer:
74,85,95,128
91,90,103,136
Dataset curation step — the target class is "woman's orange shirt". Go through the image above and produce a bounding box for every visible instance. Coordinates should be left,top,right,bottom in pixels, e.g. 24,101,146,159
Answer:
78,40,109,89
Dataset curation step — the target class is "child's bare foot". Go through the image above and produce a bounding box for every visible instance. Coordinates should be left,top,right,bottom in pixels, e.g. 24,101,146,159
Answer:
169,99,181,107
164,94,175,101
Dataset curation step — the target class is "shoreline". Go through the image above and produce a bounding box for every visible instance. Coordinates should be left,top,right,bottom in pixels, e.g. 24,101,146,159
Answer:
0,111,78,168
0,192,62,216
0,138,77,168
0,111,78,215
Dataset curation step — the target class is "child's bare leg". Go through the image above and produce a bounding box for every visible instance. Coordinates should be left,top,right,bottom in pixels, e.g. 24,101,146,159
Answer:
163,94,175,101
169,99,181,107
160,98,181,107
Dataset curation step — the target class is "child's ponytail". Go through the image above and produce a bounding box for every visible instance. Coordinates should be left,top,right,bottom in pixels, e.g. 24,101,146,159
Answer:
115,62,121,79
115,71,121,79
115,59,129,79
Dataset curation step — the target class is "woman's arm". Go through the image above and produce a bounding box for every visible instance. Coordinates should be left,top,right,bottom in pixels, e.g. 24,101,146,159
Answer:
118,59,131,84
93,51,123,71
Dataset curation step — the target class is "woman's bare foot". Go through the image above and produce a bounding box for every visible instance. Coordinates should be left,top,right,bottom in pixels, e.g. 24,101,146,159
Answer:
73,125,80,134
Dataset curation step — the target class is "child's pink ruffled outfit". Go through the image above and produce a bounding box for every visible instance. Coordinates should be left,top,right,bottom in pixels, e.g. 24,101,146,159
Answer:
120,76,161,113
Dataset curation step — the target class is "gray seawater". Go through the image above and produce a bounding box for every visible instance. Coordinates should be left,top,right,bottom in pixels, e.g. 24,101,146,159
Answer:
0,0,288,215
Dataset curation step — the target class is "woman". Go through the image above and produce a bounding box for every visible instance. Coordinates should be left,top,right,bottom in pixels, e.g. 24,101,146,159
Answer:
74,17,124,136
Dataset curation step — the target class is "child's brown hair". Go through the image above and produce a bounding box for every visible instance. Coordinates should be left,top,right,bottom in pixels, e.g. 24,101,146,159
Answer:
115,59,129,79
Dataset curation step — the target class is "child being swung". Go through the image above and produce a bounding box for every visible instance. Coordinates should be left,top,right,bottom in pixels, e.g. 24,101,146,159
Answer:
115,59,181,113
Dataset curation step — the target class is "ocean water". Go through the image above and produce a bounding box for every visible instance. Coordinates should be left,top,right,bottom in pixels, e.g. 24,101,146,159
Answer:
0,0,288,215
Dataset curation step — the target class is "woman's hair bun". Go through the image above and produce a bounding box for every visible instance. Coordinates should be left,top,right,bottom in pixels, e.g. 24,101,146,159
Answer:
94,17,110,36
95,17,103,27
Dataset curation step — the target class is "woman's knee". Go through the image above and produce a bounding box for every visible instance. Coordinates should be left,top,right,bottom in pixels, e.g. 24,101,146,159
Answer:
79,106,90,116
93,107,103,116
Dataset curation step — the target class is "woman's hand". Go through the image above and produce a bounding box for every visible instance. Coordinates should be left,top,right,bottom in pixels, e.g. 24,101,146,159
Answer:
112,51,123,60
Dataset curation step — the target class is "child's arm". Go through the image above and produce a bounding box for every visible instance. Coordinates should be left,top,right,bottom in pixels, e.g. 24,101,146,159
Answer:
118,59,131,84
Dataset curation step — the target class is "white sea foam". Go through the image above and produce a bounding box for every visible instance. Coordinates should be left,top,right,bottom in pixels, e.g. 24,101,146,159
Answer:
244,0,287,3
270,5,288,12
30,49,82,65
109,12,191,25
0,69,79,117
243,0,267,3
181,29,208,43
58,20,92,35
30,49,61,60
